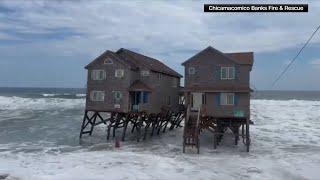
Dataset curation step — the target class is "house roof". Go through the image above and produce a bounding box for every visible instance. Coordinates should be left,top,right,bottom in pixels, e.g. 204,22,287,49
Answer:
181,85,253,92
116,48,182,78
225,52,254,65
182,46,254,66
85,50,133,69
128,80,153,92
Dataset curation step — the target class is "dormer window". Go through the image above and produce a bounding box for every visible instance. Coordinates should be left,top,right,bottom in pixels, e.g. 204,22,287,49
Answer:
221,67,235,80
115,69,124,78
188,67,195,75
104,58,113,65
141,70,150,76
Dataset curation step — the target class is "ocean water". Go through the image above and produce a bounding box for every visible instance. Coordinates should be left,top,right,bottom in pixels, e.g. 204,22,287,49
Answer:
0,87,319,179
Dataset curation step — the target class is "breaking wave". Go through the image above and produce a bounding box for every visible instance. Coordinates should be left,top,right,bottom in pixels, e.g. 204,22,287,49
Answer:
41,93,86,98
0,96,85,110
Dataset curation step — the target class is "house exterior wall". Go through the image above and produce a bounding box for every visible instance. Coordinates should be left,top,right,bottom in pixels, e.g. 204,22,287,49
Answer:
85,55,131,112
184,50,250,87
85,54,181,114
133,71,180,113
204,92,250,118
183,48,252,118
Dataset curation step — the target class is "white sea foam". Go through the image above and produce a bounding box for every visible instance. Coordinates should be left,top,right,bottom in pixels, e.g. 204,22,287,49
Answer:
42,93,56,97
76,94,86,97
0,96,85,110
0,99,320,179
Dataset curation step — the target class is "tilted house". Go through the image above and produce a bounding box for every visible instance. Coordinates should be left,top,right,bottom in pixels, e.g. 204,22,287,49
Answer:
182,46,254,118
85,48,182,114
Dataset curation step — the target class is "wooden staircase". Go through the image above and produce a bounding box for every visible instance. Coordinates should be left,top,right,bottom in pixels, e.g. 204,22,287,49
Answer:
183,106,201,154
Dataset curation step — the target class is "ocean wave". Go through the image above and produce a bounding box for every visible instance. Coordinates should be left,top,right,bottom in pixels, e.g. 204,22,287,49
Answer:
0,96,85,110
41,93,86,98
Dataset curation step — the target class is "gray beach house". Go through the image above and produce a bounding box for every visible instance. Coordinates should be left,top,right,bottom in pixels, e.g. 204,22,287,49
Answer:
182,46,253,118
84,48,182,113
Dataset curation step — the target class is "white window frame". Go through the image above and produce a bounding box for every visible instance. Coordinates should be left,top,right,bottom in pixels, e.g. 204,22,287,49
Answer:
158,73,162,80
221,67,235,80
104,58,113,65
115,69,124,78
188,67,195,75
90,91,105,101
220,93,235,105
91,70,106,80
141,70,150,76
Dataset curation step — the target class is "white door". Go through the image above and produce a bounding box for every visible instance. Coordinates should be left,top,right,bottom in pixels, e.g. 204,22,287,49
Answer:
191,92,203,111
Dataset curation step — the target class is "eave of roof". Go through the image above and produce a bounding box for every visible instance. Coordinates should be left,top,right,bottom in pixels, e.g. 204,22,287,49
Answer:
85,50,133,69
116,48,183,78
180,85,253,92
182,46,254,66
225,52,254,65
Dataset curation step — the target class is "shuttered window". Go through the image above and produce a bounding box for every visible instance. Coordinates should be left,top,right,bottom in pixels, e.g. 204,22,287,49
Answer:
220,93,235,105
221,67,235,80
91,70,106,80
113,91,122,103
90,91,105,101
115,69,124,78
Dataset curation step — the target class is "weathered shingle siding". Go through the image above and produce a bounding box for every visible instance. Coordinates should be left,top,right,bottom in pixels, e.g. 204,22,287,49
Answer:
135,71,180,113
204,92,250,117
184,49,249,87
86,56,131,112
183,47,252,118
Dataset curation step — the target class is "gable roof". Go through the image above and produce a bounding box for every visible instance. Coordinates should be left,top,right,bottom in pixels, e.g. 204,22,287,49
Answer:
116,48,182,78
182,46,253,66
85,50,134,69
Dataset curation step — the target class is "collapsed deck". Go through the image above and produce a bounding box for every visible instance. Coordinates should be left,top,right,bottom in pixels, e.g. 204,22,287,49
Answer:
79,108,185,142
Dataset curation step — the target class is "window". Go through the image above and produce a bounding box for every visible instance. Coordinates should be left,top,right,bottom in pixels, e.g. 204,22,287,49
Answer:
90,91,104,101
172,78,178,87
141,70,150,76
158,73,162,80
113,91,122,103
115,69,124,78
104,58,113,64
91,70,106,80
221,67,235,80
188,67,195,75
220,93,235,105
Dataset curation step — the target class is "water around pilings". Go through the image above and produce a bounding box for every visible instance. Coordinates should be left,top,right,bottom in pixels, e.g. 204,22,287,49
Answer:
0,88,320,179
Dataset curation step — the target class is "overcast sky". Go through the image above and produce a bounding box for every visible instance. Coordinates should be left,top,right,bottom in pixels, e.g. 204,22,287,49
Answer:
0,0,319,90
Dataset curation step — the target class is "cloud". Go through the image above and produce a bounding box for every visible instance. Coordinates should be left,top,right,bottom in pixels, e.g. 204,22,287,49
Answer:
0,0,319,61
